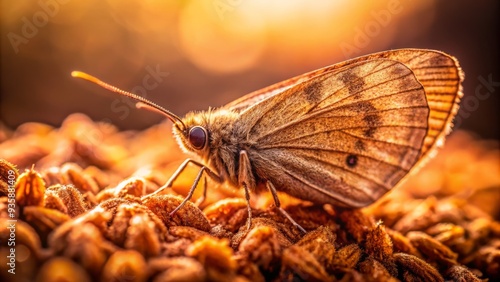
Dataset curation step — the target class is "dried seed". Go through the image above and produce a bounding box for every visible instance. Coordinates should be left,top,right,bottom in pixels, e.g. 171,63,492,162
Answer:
235,259,265,282
392,197,438,234
15,167,46,207
365,223,397,276
204,198,249,233
187,236,236,270
49,205,113,252
358,257,396,281
168,226,209,242
148,257,206,282
50,222,118,276
467,217,492,243
161,238,193,257
231,216,292,249
143,195,211,232
393,198,464,234
394,253,443,282
444,265,481,282
280,244,333,282
124,214,162,257
386,229,421,258
102,200,167,252
0,159,18,197
60,163,100,195
407,231,458,265
41,166,65,188
101,250,148,282
238,225,284,271
337,208,375,243
44,184,88,217
231,217,291,249
472,241,500,279
210,224,234,240
331,244,362,270
296,226,337,273
186,236,239,281
96,176,148,202
82,165,110,190
426,223,465,245
23,206,70,243
36,257,91,282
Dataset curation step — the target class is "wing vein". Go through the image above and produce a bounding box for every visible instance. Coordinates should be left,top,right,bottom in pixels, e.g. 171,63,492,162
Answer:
339,129,422,150
259,145,412,172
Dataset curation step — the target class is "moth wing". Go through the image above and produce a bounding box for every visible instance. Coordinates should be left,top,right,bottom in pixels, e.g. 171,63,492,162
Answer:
229,49,462,163
223,74,309,113
237,56,461,207
372,49,464,160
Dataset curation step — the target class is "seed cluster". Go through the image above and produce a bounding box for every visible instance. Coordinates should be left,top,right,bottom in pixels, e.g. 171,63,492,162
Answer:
0,114,499,281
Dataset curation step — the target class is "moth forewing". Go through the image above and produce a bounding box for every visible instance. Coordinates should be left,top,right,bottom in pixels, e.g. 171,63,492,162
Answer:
237,58,430,208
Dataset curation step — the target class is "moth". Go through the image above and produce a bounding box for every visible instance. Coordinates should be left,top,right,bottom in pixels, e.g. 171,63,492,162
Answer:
73,48,463,233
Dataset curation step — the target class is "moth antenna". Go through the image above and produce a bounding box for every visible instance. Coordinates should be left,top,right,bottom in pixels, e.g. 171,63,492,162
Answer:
71,71,186,131
136,102,171,116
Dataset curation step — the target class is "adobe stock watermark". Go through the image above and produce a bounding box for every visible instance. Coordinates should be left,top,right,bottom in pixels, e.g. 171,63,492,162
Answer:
5,169,17,275
213,0,244,21
339,0,403,59
7,0,70,54
454,74,500,129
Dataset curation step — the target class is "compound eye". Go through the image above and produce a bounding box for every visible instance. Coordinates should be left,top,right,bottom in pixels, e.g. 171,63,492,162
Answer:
188,126,207,150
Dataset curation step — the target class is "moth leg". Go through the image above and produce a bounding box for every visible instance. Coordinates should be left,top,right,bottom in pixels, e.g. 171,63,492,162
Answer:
239,150,256,231
266,181,306,234
142,158,220,201
169,166,217,217
194,176,208,207
243,183,252,231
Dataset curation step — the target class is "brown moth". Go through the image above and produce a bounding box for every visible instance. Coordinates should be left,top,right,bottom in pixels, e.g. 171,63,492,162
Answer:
72,49,463,233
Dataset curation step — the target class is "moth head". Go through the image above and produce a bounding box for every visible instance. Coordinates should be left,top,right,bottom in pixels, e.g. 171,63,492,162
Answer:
170,112,212,159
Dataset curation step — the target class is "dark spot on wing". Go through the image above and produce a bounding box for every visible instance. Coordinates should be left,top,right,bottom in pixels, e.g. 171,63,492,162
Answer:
346,154,358,168
390,63,411,76
364,115,381,127
363,114,381,137
355,140,365,151
364,127,377,138
303,80,324,103
355,101,376,113
339,70,365,97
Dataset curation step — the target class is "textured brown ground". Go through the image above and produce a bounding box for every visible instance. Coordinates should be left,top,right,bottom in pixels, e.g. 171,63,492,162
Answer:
0,113,499,281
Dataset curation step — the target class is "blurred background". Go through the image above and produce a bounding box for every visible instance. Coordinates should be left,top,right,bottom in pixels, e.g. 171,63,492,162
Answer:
1,0,499,140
